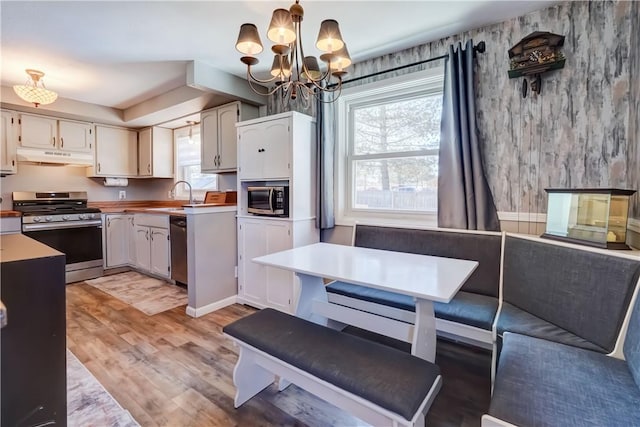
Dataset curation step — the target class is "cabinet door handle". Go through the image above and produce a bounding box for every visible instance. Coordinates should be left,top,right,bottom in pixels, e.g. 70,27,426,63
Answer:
98,163,101,172
61,137,64,148
147,164,151,173
53,136,56,146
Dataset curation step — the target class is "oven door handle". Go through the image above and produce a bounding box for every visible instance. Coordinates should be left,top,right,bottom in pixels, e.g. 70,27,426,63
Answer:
23,220,103,232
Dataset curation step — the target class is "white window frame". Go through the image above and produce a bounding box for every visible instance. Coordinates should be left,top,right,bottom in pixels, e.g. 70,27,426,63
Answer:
173,125,218,201
335,67,445,227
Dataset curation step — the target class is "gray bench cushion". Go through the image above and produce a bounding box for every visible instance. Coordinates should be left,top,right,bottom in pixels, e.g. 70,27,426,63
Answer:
502,236,640,353
326,282,498,331
624,292,640,389
496,302,607,353
354,225,501,297
223,308,440,421
490,332,640,426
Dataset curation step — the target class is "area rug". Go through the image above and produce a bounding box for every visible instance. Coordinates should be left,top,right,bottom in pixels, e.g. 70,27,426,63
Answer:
84,271,187,315
67,350,140,427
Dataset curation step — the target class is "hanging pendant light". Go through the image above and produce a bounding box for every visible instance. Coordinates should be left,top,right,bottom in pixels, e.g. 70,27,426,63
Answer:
13,69,58,107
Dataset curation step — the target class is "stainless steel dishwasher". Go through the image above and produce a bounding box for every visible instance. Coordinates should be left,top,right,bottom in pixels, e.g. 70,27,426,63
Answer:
170,216,188,285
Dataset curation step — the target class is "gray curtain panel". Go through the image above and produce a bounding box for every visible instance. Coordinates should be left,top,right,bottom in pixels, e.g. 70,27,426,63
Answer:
315,93,335,229
438,40,500,231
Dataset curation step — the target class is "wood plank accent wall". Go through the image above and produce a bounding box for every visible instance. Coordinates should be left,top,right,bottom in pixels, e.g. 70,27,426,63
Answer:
269,1,640,220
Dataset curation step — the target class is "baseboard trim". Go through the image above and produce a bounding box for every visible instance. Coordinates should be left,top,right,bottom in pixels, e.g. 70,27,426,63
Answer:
497,211,547,223
186,295,237,318
498,212,640,234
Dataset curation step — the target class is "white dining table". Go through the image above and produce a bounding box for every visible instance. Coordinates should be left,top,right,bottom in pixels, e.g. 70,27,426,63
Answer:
252,242,478,362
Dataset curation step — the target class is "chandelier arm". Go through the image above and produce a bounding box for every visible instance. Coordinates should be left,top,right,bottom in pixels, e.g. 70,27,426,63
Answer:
246,72,286,97
293,22,303,82
246,65,281,85
296,23,330,85
317,82,343,103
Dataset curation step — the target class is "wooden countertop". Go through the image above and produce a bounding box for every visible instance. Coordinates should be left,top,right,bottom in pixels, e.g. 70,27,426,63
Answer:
93,201,236,215
0,233,64,263
0,210,22,218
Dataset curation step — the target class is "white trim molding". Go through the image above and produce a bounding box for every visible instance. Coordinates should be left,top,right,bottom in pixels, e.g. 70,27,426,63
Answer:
497,211,547,223
186,295,237,318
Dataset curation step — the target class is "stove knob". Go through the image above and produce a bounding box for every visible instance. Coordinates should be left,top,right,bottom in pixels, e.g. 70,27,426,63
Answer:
87,213,95,219
79,214,87,220
45,216,53,222
62,215,70,221
33,216,42,223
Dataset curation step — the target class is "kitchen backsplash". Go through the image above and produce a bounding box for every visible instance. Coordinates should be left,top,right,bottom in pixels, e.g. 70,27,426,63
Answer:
0,164,238,210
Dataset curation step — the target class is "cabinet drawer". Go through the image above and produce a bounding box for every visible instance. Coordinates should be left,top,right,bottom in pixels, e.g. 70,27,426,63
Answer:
134,214,168,228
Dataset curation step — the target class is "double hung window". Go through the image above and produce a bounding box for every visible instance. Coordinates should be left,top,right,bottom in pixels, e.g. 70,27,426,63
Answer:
335,68,444,225
174,126,217,200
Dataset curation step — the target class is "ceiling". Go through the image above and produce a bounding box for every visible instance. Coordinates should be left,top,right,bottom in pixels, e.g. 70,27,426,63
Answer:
1,1,557,127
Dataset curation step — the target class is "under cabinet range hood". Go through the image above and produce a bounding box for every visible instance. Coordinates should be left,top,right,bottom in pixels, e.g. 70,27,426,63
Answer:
16,147,93,166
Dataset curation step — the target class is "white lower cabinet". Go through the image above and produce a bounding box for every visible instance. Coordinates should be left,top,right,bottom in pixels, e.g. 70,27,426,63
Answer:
237,217,318,313
134,225,152,272
133,215,170,279
126,215,137,266
104,214,129,268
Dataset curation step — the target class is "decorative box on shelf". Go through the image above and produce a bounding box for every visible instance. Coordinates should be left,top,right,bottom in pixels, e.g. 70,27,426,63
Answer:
542,188,636,250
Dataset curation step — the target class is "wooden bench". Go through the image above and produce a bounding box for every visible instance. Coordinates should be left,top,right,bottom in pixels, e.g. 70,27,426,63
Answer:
223,308,443,427
324,224,503,349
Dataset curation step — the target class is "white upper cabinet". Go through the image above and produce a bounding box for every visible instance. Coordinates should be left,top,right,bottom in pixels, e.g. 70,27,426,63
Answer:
237,115,291,180
58,120,93,152
138,126,173,178
19,114,93,153
201,101,258,173
88,125,138,177
1,110,18,174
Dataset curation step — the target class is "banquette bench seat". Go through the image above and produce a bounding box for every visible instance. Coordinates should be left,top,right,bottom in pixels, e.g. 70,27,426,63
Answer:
495,234,640,355
223,308,442,427
484,234,640,426
326,224,503,348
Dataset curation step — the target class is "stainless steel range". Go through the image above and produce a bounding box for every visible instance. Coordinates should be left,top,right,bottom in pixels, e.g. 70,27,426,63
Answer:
12,191,103,283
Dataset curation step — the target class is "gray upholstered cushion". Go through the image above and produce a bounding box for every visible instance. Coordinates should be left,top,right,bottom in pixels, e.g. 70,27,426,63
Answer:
434,291,498,331
496,302,607,353
354,225,501,297
490,332,640,426
326,282,497,331
502,236,640,352
624,293,640,389
223,308,440,421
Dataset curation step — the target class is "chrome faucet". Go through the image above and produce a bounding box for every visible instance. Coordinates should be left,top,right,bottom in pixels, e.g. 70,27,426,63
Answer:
171,180,193,205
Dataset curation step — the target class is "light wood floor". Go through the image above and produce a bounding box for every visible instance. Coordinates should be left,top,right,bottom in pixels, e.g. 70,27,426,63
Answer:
67,282,491,426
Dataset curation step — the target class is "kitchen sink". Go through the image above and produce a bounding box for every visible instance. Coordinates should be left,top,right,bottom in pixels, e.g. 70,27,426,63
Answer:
145,207,183,211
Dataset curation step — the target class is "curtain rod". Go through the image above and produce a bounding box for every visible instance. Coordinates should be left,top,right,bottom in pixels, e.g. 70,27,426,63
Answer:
328,40,486,88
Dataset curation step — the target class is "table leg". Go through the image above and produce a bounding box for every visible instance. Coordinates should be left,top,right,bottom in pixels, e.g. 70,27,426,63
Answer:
294,273,328,326
412,298,436,363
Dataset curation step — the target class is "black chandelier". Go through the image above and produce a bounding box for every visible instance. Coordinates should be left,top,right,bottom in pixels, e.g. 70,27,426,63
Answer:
235,0,351,104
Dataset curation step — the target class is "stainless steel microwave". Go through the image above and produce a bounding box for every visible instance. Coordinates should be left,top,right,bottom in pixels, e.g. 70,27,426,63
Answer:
247,186,289,217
